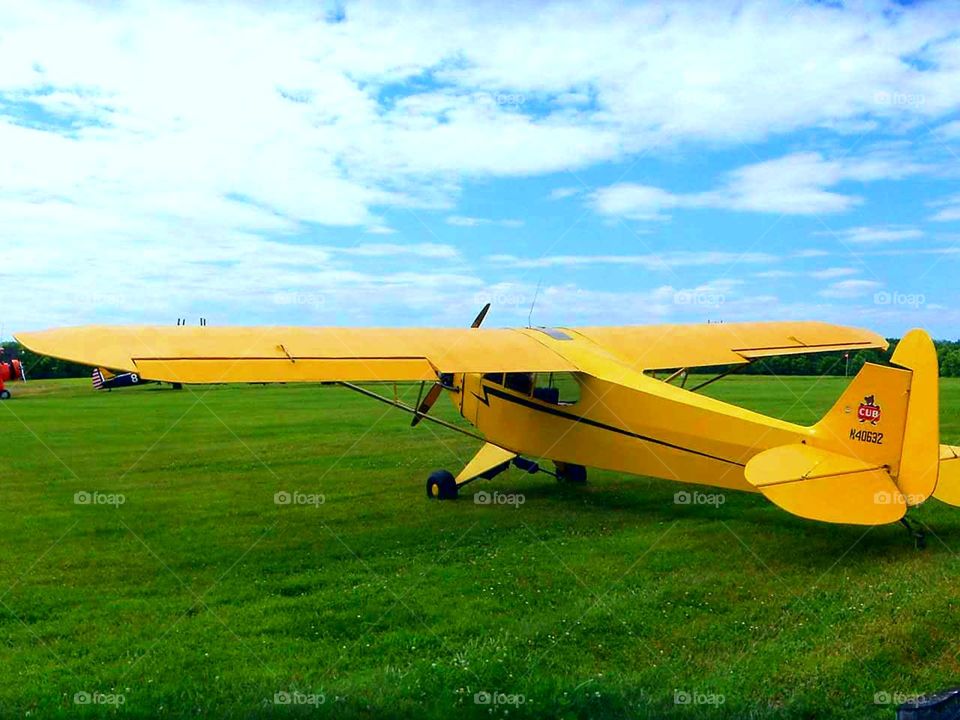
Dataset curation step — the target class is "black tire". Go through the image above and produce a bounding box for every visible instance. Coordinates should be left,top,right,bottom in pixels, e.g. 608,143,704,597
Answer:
555,462,587,484
426,470,458,500
0,390,9,400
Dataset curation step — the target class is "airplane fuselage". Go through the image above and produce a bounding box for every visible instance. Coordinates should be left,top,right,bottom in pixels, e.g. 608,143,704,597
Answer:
452,371,813,493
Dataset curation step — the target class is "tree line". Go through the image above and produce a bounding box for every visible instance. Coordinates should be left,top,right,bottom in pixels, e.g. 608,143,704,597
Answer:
2,342,90,380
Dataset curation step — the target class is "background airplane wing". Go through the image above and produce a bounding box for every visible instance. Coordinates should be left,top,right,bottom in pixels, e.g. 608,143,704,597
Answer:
14,326,577,383
560,321,888,371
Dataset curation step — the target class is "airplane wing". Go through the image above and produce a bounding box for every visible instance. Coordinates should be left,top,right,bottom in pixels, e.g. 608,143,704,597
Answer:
560,321,887,371
14,320,885,385
14,325,578,383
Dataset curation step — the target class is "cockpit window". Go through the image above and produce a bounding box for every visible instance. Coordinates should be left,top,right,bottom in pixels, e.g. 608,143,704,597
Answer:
483,372,580,406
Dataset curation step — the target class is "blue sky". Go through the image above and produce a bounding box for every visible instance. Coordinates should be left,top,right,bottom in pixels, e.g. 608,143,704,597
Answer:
1,0,959,337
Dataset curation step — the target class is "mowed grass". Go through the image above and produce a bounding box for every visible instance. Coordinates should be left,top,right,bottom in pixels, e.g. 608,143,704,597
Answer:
2,375,960,719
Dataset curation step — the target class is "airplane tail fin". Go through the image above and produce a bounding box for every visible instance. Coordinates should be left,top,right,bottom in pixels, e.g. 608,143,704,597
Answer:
92,367,115,390
745,329,939,524
811,328,939,506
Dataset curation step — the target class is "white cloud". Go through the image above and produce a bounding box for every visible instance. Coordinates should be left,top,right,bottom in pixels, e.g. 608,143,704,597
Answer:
933,207,960,222
365,225,397,235
819,279,882,299
339,243,460,260
446,215,524,228
549,187,581,200
590,152,929,220
929,193,960,222
810,267,859,279
816,226,925,243
754,270,796,279
589,184,679,221
488,251,775,270
935,120,960,139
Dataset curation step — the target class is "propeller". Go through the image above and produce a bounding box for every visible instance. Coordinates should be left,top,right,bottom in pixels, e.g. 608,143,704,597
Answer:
411,303,490,426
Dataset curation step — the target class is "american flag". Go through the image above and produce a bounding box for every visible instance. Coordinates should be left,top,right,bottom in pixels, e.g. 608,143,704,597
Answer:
92,368,104,390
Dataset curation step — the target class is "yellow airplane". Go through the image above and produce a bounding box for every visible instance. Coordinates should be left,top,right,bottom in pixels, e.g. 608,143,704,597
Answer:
15,312,960,542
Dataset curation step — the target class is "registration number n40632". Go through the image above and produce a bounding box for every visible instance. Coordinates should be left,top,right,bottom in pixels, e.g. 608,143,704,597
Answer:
850,428,884,445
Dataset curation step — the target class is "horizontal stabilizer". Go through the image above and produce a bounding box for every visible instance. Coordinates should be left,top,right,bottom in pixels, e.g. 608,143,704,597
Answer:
745,444,906,525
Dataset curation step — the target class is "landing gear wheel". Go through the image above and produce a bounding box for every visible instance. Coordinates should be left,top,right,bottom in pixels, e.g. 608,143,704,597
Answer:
426,470,458,500
0,390,10,400
555,462,587,484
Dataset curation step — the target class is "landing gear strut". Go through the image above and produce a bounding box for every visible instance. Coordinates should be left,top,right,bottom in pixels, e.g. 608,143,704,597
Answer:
900,516,926,550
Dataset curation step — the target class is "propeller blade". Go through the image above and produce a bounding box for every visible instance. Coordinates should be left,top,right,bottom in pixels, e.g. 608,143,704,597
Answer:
471,302,491,328
411,383,444,426
412,304,490,427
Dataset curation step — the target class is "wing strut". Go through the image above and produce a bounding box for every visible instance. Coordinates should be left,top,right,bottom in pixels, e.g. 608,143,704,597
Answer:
687,362,751,392
341,382,485,441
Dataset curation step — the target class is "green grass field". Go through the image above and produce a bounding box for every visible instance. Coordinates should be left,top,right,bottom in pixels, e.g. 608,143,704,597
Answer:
2,375,960,719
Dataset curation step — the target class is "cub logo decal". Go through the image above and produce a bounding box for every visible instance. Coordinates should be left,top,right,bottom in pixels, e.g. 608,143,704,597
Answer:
857,395,881,425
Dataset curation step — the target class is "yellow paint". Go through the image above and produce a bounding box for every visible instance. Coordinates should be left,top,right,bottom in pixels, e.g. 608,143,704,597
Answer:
455,443,516,485
889,329,940,505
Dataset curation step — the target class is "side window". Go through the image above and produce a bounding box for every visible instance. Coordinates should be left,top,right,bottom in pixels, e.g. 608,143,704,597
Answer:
503,372,533,394
533,372,580,405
